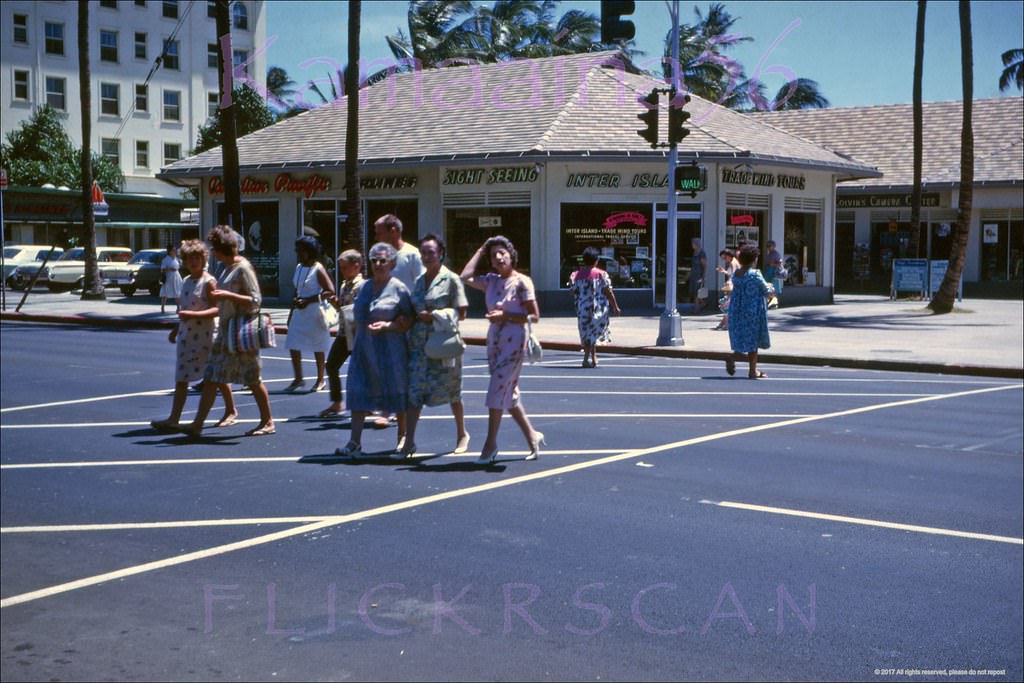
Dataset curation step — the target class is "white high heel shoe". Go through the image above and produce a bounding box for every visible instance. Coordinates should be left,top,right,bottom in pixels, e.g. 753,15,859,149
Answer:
475,447,498,465
525,431,545,461
453,434,471,455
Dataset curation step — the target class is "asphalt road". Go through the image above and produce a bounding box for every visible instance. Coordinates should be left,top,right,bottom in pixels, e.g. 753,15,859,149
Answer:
1,322,1022,682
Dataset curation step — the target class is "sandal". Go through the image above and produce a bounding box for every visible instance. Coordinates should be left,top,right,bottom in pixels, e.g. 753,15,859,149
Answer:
150,419,177,432
318,407,344,418
748,371,767,379
283,379,305,392
246,423,277,436
725,358,736,376
214,414,238,428
312,380,327,393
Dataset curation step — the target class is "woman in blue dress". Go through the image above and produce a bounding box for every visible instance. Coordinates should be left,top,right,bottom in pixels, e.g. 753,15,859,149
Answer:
725,244,773,379
336,242,414,458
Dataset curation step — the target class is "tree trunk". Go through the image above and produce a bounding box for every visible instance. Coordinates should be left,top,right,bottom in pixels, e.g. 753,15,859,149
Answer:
79,0,104,300
930,0,973,313
344,0,364,254
216,0,242,231
910,1,926,258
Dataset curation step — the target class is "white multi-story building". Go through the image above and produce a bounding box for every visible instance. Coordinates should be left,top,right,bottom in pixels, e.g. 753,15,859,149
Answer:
1,0,266,198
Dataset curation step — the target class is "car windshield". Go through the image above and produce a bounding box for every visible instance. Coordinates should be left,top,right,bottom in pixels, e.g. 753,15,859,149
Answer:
60,248,85,261
129,252,162,265
3,248,24,259
104,252,133,263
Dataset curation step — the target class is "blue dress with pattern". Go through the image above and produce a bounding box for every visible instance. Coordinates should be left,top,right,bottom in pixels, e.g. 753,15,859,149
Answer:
727,269,771,353
345,277,414,413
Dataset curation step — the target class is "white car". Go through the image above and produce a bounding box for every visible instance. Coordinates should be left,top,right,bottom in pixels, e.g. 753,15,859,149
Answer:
3,245,65,290
43,246,133,291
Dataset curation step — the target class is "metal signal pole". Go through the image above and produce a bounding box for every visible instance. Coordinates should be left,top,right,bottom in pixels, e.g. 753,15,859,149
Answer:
657,0,683,346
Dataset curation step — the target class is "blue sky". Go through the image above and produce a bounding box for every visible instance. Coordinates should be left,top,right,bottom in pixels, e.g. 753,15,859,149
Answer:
264,0,1024,109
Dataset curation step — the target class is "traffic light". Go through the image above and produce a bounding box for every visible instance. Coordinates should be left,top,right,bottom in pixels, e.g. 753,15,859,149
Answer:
667,91,691,145
674,165,706,194
601,0,636,43
636,89,659,148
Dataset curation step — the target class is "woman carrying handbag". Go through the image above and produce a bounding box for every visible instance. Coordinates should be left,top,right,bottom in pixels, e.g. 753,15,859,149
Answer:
285,236,335,392
176,225,275,437
399,234,470,459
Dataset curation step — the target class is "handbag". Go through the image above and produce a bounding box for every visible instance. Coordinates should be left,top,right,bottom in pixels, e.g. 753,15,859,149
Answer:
525,321,543,364
425,326,466,360
320,299,339,328
227,311,276,352
340,304,356,347
697,285,708,300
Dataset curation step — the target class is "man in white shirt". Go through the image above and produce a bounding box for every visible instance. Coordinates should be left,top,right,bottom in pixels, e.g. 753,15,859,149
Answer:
374,214,422,291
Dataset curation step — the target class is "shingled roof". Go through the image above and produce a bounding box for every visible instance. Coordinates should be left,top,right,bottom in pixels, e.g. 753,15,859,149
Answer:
750,97,1024,189
159,51,878,181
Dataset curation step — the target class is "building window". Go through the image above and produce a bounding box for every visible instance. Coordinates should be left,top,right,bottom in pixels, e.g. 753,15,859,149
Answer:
208,91,218,118
163,142,182,164
162,0,178,19
100,82,120,116
136,140,149,168
446,205,531,277
162,39,179,70
981,217,1024,282
207,1,216,18
233,49,249,76
783,211,822,286
233,2,248,30
559,203,653,288
135,1,146,6
135,32,146,59
13,14,28,44
208,43,219,69
100,30,118,62
101,138,120,167
163,90,180,121
725,207,768,252
45,77,66,110
13,70,30,101
45,22,64,56
100,0,119,8
135,83,148,112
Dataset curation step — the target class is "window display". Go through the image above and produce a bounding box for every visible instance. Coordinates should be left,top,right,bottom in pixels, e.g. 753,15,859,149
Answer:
560,203,653,288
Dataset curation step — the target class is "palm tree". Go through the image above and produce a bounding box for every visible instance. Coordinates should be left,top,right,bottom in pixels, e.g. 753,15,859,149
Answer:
304,69,345,105
999,48,1023,92
770,78,830,110
662,3,754,107
385,1,479,67
78,0,103,301
266,65,296,110
344,0,364,255
930,0,973,313
910,1,926,258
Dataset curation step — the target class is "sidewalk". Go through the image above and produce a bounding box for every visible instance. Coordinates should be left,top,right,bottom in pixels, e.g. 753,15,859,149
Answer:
2,290,1022,378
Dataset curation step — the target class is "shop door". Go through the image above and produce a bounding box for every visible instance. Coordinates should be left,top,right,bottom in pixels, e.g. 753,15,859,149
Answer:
654,215,702,306
834,222,855,292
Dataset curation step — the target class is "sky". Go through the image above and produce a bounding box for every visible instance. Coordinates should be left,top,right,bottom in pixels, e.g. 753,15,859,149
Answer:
264,0,1024,110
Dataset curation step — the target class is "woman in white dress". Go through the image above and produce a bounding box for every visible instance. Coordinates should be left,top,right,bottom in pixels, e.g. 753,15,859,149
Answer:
160,244,184,314
285,236,336,392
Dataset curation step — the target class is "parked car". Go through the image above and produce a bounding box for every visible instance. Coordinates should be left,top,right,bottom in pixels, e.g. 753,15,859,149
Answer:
3,245,64,290
104,249,171,297
43,246,133,291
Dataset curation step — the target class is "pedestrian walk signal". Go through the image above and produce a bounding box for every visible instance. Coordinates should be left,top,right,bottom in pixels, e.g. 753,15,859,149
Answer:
637,90,659,148
601,0,636,43
675,165,706,195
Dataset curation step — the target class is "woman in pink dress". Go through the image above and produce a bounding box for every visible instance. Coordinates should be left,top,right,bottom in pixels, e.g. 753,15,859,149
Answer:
461,236,545,466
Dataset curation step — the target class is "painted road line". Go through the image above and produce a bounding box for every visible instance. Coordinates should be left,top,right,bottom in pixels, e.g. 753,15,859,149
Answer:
702,500,1024,546
1,383,1018,610
1,517,329,533
0,449,629,470
462,390,935,397
0,414,816,429
0,389,173,413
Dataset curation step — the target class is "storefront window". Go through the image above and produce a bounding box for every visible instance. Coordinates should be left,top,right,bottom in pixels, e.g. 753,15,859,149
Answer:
446,206,530,276
981,220,1024,281
560,203,653,288
725,208,766,252
366,199,418,249
783,212,821,286
216,201,279,296
106,228,131,247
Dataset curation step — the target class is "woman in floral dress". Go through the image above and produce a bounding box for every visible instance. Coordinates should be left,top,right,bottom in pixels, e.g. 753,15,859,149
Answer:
569,247,621,368
725,244,774,379
461,235,545,466
400,234,470,458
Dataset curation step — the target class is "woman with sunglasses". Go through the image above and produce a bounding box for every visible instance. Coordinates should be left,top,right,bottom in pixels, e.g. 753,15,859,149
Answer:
337,242,414,458
461,235,544,466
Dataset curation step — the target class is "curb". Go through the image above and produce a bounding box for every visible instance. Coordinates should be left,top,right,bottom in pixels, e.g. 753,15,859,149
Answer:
4,311,1022,380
